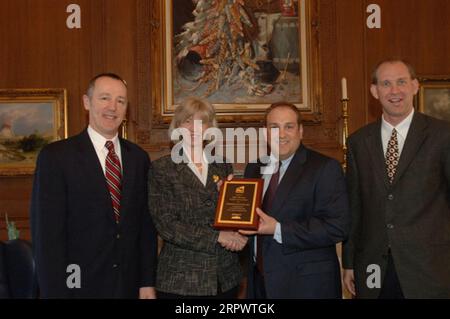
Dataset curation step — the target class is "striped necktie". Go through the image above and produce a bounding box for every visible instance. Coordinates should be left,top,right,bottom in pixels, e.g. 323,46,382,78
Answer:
105,141,122,223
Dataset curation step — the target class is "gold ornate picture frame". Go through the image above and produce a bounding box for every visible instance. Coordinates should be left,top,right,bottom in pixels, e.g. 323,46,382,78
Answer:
150,0,322,126
416,79,450,122
0,89,67,176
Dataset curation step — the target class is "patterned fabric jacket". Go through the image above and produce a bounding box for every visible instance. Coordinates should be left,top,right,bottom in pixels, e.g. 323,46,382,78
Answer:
148,155,242,296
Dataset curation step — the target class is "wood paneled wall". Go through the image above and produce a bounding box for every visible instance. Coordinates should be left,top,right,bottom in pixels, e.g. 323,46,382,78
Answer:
0,0,141,240
337,0,450,128
1,0,450,241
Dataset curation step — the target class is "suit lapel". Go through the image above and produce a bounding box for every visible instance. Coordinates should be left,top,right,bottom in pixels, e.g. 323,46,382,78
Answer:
205,162,223,194
269,146,307,218
175,160,209,192
118,138,133,222
364,120,390,190
391,112,428,186
76,130,114,222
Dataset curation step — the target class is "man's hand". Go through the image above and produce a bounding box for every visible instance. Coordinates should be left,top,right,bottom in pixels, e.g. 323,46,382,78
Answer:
139,287,157,299
343,269,356,297
238,208,278,236
218,230,248,251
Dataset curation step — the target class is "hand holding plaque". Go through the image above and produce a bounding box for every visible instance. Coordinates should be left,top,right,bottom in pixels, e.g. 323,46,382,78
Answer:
214,178,263,230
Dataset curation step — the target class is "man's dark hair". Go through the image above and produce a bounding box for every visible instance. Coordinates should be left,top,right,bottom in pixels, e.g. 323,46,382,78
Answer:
86,73,127,98
264,101,302,126
371,58,417,84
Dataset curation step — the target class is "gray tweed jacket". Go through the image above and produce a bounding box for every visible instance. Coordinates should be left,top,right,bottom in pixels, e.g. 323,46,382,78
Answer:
148,155,242,296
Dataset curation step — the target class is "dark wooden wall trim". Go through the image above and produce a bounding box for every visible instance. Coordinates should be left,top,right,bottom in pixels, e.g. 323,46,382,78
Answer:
2,0,450,240
135,0,152,145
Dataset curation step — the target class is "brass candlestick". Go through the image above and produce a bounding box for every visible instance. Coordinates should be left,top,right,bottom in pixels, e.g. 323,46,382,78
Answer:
341,98,349,172
121,118,128,140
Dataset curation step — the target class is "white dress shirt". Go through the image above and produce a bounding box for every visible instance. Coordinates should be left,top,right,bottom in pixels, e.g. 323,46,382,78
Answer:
381,109,414,157
183,147,209,186
87,125,122,175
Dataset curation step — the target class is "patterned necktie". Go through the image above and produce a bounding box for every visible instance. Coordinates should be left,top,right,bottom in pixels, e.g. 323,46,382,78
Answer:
105,141,122,223
385,128,399,184
257,165,280,273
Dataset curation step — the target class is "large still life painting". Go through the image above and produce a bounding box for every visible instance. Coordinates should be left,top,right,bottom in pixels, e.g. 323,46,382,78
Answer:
151,0,321,125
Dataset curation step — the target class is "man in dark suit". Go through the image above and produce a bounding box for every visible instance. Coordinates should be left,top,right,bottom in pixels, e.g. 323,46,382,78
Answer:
342,59,450,298
240,102,350,298
30,73,158,298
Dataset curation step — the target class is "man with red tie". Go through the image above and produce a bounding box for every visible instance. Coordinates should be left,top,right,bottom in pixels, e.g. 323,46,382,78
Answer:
240,102,350,298
30,73,157,298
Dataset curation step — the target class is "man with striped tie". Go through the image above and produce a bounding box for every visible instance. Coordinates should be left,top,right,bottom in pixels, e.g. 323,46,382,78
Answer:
30,73,158,298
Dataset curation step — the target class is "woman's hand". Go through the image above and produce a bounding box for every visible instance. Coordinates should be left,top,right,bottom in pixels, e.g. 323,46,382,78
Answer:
218,230,248,251
216,174,234,192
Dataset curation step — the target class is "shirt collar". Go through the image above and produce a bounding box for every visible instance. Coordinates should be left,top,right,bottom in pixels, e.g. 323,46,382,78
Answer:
266,152,295,172
382,109,414,139
87,125,120,152
281,153,295,169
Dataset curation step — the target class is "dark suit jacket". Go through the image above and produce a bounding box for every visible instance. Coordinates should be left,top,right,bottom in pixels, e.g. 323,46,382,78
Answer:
342,112,450,298
245,145,350,298
30,129,158,298
149,155,242,296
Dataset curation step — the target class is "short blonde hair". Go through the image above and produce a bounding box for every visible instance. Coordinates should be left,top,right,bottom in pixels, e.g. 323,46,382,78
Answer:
168,97,218,139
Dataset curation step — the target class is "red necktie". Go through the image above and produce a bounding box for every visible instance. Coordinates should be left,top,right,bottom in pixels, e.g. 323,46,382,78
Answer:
257,166,280,273
105,141,122,223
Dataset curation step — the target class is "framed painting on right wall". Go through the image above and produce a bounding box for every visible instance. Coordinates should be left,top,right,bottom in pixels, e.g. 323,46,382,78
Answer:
417,79,450,122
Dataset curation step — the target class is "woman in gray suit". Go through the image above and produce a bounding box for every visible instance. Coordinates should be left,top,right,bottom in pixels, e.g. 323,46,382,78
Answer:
149,97,248,298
